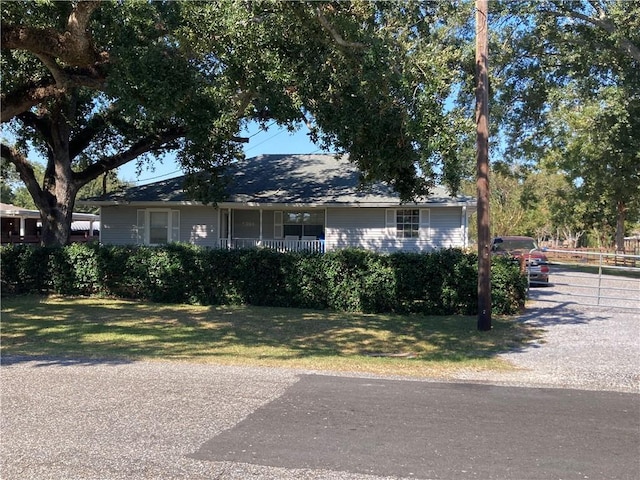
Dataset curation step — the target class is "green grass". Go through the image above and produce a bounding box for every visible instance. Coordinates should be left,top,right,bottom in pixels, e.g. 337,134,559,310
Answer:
0,295,542,377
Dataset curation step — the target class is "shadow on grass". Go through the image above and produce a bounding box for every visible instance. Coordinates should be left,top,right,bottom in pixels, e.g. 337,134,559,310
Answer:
1,295,544,366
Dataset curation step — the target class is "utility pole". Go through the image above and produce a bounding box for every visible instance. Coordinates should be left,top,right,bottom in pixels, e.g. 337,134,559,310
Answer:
475,0,491,331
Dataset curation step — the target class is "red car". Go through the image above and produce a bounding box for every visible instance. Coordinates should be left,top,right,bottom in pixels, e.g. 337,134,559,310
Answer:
491,236,550,284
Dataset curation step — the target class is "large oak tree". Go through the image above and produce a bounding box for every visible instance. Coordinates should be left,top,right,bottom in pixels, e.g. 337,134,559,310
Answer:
1,0,464,246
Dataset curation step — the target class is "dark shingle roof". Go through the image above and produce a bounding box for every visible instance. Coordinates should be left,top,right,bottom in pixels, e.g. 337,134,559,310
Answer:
81,154,474,206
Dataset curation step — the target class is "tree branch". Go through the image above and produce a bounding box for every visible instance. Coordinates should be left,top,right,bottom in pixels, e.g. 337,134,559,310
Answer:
35,53,69,86
1,23,106,68
17,111,53,141
74,127,186,186
0,142,46,207
316,7,366,49
1,67,107,123
544,6,640,63
67,1,101,36
1,1,108,122
68,116,109,161
0,0,107,120
1,79,64,122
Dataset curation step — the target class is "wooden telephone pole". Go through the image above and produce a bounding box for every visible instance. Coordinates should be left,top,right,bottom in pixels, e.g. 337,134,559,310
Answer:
475,0,491,331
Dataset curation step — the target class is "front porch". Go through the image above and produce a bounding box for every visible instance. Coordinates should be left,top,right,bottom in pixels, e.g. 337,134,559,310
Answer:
218,208,326,253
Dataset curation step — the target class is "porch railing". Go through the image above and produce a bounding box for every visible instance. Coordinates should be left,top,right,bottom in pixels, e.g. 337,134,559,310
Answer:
218,238,325,253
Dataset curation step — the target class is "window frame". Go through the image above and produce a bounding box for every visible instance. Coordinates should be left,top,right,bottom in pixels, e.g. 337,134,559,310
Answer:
136,208,180,245
386,208,430,240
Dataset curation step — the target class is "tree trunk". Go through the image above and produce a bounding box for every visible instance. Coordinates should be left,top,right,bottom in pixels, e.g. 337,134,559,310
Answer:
37,99,80,247
39,179,77,247
615,200,626,252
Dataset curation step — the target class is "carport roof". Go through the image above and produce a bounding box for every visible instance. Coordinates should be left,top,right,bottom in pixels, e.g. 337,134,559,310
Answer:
0,203,99,221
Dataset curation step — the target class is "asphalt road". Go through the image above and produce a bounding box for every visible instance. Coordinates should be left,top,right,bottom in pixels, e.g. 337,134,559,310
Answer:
2,359,639,480
194,374,639,480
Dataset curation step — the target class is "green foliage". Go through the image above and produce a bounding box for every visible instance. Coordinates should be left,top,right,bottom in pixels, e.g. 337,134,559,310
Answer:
1,244,527,316
490,0,640,249
2,0,469,246
490,257,528,315
323,249,397,313
463,166,577,243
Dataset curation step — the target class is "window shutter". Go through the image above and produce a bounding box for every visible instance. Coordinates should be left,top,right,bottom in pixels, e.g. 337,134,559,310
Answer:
274,211,283,239
170,210,180,242
385,209,396,235
419,209,430,240
136,210,146,244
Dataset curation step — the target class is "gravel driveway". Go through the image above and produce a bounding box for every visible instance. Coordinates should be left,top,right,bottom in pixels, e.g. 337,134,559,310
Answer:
454,297,639,393
455,268,639,392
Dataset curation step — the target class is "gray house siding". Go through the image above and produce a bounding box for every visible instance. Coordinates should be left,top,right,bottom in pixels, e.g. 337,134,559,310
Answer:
100,206,139,245
100,205,218,247
180,206,217,246
326,207,439,252
429,207,465,249
100,204,468,251
325,206,467,252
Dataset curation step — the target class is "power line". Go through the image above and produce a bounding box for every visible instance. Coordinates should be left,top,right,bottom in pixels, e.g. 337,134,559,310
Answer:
124,168,182,185
244,128,286,153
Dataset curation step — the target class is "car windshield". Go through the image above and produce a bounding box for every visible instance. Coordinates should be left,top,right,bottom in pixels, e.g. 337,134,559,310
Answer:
495,239,536,252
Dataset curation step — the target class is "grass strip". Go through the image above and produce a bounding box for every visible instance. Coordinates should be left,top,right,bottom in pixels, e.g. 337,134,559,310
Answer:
1,295,542,377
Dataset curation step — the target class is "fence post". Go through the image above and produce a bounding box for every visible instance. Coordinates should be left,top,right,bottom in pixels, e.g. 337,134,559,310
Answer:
597,251,603,306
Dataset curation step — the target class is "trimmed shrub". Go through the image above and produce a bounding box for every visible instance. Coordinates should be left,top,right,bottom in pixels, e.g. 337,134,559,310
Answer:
98,245,153,299
323,249,396,312
0,243,527,315
491,256,528,314
1,244,51,294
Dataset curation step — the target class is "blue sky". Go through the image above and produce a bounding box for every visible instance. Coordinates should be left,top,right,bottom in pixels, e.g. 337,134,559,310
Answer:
118,122,331,186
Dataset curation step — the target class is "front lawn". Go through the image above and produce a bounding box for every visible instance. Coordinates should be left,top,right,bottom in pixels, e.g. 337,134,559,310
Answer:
0,295,542,377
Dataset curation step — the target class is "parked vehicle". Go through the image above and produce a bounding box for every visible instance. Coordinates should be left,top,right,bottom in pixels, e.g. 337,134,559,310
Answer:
491,236,550,284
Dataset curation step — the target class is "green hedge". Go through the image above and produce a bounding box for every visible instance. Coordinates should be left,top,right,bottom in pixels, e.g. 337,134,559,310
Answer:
0,243,526,315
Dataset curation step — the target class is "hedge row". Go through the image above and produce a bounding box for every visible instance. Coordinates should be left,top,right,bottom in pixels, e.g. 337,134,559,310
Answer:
0,243,527,315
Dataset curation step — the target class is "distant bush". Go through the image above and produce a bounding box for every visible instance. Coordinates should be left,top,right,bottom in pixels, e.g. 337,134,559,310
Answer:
0,244,526,315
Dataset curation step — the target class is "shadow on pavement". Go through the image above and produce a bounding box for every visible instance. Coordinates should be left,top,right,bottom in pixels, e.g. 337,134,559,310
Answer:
0,354,133,367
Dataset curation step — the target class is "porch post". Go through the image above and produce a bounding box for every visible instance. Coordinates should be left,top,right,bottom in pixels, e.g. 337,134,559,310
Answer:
216,208,220,247
324,208,328,252
259,209,263,240
462,205,468,249
227,208,232,245
19,216,26,236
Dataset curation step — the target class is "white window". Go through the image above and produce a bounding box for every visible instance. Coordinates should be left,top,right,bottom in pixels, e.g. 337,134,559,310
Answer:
386,209,430,240
136,209,180,245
